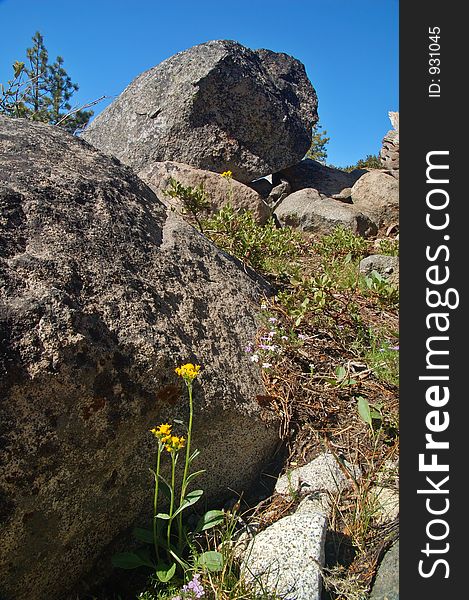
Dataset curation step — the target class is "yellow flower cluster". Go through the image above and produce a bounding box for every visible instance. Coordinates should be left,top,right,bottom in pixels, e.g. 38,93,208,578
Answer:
221,170,233,179
150,423,172,442
175,363,201,382
165,435,186,453
150,423,185,452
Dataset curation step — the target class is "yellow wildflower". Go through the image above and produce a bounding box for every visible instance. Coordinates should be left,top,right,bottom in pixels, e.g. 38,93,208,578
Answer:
174,436,186,450
158,423,172,435
150,423,172,441
175,363,201,382
221,170,233,179
165,435,186,453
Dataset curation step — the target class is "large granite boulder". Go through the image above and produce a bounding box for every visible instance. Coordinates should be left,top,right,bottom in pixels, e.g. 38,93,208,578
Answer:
350,170,399,228
138,161,270,225
0,117,278,600
274,188,378,237
277,158,365,196
81,40,318,184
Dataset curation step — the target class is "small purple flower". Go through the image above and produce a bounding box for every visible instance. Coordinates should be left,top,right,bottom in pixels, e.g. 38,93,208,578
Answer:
390,345,399,351
182,574,205,598
268,317,277,324
259,343,278,352
244,343,253,353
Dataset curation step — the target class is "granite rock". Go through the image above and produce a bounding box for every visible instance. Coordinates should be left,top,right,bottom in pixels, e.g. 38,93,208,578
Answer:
370,540,399,600
351,170,399,227
243,511,326,600
138,160,270,224
275,452,360,500
359,254,399,285
379,111,399,175
0,116,278,600
81,40,318,183
274,189,378,237
277,158,365,196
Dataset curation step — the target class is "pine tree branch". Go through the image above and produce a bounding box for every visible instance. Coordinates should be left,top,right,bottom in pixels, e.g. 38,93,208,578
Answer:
54,95,107,126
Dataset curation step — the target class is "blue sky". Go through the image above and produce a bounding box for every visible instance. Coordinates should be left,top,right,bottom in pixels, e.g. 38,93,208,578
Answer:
0,0,398,167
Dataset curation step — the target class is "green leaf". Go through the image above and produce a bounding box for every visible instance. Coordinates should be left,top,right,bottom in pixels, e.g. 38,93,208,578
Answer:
197,550,224,572
183,488,204,504
196,510,225,532
335,366,347,381
132,527,154,544
155,561,177,582
157,474,173,500
357,396,372,426
172,489,204,519
156,512,171,520
112,550,154,570
188,449,201,463
185,469,206,486
149,469,173,499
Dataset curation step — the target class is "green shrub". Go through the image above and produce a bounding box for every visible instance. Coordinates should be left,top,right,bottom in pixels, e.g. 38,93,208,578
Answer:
163,177,211,232
314,226,369,262
360,270,399,309
377,238,399,257
203,205,304,275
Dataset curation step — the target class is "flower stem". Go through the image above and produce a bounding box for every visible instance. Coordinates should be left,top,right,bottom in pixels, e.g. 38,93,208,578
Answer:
167,452,177,551
153,444,162,562
177,381,194,549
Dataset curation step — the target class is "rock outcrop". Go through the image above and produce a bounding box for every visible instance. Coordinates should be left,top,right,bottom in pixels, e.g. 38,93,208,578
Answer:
138,160,270,225
274,188,378,237
81,40,318,184
379,111,399,177
277,158,365,196
248,177,273,199
350,170,399,228
0,116,279,600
